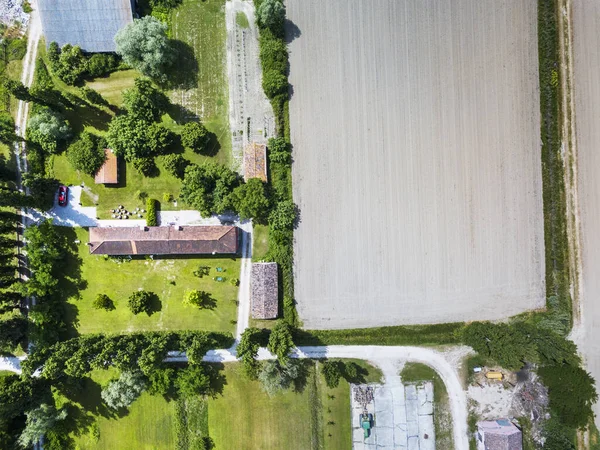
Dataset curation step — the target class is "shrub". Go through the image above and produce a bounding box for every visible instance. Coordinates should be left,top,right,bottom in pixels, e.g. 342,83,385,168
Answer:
92,294,114,311
162,154,189,178
128,290,156,315
321,360,342,388
163,193,172,202
262,69,288,99
267,136,291,164
86,53,120,78
181,122,210,153
146,198,159,226
259,30,288,74
269,200,296,231
101,371,147,409
66,132,106,176
133,157,158,177
175,366,211,397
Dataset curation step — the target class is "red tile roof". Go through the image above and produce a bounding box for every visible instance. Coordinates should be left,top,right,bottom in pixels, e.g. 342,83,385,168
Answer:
251,262,278,319
88,225,238,256
243,142,268,182
95,149,118,184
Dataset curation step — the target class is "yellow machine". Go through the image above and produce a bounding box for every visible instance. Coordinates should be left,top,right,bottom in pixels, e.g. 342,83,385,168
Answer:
485,371,503,380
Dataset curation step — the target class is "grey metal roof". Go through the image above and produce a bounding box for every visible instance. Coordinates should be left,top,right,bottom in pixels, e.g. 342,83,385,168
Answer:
38,0,134,53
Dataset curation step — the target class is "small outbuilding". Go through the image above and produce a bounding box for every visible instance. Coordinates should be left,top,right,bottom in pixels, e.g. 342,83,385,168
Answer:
95,149,119,185
251,262,278,319
476,419,523,450
243,142,268,182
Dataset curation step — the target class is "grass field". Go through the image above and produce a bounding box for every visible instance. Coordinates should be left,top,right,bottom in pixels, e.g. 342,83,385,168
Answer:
61,228,239,336
170,0,231,165
400,363,454,449
252,224,269,260
208,363,317,449
68,369,177,450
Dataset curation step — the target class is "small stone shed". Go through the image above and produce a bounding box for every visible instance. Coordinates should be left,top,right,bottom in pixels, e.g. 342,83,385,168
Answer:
250,262,278,319
95,149,118,185
476,419,523,450
243,142,268,182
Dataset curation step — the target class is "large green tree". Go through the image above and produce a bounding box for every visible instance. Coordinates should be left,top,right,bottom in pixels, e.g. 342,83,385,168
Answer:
26,109,72,154
122,78,169,122
181,122,210,153
231,178,270,222
18,404,67,448
257,0,286,33
267,321,294,363
180,163,241,216
115,17,175,81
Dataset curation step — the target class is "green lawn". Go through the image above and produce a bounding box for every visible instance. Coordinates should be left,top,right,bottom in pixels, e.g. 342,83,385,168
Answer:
209,363,320,450
67,369,177,450
61,228,239,336
86,70,138,107
400,363,454,449
252,224,269,260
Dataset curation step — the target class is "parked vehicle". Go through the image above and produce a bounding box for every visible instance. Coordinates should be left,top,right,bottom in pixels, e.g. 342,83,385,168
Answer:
58,186,68,207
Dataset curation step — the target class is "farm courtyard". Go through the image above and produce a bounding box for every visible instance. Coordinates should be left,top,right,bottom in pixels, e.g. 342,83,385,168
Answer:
288,0,546,329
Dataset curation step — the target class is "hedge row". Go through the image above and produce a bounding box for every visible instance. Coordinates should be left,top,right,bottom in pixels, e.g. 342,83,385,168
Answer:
146,198,159,226
254,0,297,324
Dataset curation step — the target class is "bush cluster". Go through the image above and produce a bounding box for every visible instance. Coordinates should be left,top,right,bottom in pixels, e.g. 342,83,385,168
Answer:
66,131,106,176
146,198,159,226
47,42,121,85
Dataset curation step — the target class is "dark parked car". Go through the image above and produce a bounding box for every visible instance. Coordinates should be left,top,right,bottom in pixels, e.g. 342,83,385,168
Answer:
58,186,68,207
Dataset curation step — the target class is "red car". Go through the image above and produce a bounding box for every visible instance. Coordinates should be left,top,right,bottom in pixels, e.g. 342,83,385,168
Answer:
58,186,68,207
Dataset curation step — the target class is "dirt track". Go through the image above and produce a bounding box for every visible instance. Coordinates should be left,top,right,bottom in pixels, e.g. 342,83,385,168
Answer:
287,0,545,329
572,0,600,426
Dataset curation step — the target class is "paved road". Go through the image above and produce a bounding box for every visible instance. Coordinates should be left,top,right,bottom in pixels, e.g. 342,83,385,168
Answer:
572,0,600,427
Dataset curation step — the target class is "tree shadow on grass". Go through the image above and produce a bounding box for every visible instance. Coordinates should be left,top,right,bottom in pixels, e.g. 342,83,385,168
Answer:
62,102,113,134
205,362,227,397
57,376,118,420
163,40,199,91
144,292,163,316
291,359,312,394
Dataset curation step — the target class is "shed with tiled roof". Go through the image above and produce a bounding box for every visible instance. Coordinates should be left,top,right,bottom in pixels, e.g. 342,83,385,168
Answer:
251,262,278,319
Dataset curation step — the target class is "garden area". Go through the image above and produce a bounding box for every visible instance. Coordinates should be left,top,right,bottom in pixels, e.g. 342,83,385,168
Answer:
30,0,233,218
59,227,240,336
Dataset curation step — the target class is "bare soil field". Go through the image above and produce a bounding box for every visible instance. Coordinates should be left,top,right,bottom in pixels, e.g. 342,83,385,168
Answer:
287,0,545,329
572,0,600,426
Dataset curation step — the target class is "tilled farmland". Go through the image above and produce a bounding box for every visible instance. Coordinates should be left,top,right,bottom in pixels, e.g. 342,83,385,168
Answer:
287,0,545,329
